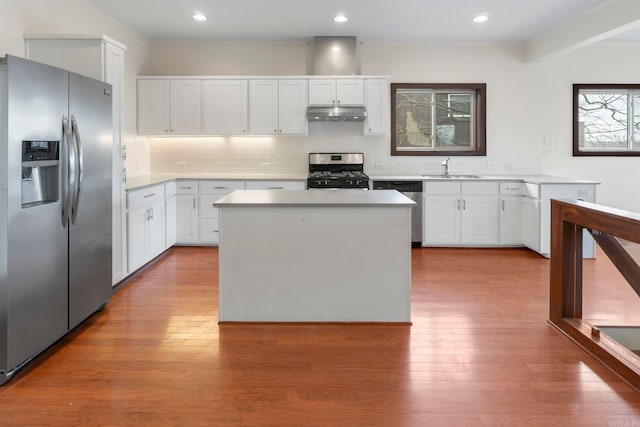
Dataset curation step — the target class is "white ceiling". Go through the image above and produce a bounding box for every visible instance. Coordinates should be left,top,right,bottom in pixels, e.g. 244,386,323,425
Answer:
85,0,628,43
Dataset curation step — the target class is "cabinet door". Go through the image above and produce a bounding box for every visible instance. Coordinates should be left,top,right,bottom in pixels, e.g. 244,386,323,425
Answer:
249,80,278,134
176,194,199,243
146,200,165,259
499,196,523,245
202,80,248,134
336,79,364,105
522,197,541,252
364,79,388,135
278,79,308,135
138,79,170,134
165,195,177,248
171,80,202,134
423,194,460,244
308,79,337,105
127,207,148,272
460,195,499,244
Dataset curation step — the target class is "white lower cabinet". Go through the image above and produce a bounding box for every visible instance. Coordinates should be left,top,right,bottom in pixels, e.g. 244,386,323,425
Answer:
126,184,166,272
175,181,199,244
533,183,596,258
165,182,177,248
499,182,524,245
199,180,245,244
423,181,498,245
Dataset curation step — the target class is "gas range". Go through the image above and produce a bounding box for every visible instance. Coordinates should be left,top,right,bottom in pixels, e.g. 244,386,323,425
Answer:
307,153,369,189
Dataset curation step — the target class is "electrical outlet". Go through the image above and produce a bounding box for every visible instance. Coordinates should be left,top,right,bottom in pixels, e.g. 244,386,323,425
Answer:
374,163,385,169
504,162,513,170
177,161,188,168
487,160,497,170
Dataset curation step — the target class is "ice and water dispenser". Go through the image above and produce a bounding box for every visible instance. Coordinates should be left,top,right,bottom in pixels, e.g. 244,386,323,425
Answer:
21,140,59,208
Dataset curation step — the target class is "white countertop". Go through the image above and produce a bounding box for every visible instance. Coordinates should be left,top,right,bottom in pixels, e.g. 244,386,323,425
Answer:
214,189,416,207
126,172,600,192
369,174,600,185
126,173,307,191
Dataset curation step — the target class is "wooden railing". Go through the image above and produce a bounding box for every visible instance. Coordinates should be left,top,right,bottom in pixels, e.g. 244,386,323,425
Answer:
550,199,640,390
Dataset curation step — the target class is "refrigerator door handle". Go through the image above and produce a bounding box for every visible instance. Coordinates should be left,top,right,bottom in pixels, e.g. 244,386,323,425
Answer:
61,114,75,227
70,115,84,224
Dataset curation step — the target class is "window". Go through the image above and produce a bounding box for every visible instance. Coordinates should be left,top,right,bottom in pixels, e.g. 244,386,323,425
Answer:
574,84,640,156
391,83,486,156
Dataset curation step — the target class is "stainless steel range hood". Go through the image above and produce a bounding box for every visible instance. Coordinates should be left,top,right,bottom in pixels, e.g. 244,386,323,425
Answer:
308,36,366,122
307,106,367,122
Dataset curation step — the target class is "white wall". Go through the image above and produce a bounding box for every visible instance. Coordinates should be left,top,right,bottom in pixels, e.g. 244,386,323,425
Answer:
0,0,150,145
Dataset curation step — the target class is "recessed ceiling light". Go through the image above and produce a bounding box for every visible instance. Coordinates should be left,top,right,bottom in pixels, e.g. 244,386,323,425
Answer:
473,14,489,23
193,12,208,22
334,14,348,23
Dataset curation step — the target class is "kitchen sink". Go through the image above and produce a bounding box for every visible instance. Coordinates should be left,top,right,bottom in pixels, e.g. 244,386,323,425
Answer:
421,174,481,179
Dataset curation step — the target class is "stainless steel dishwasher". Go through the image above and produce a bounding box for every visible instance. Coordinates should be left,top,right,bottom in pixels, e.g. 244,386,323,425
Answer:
372,180,422,247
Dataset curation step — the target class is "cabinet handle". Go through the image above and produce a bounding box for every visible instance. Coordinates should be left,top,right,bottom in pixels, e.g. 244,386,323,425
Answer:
274,129,278,133
122,167,127,183
193,198,196,209
144,192,156,198
268,187,284,189
332,100,336,104
145,208,150,220
457,199,461,210
180,186,192,190
213,186,230,189
149,208,154,220
462,199,466,210
501,200,505,210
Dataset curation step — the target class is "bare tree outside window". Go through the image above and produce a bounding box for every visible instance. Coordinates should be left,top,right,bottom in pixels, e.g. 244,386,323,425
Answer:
574,84,640,156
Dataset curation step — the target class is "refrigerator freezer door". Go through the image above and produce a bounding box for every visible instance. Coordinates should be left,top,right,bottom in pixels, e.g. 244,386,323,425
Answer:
67,73,113,329
5,56,69,370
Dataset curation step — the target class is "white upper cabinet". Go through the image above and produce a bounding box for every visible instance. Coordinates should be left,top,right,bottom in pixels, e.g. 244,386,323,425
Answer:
137,79,201,135
249,79,307,135
170,80,201,134
248,80,278,134
364,79,389,135
202,79,248,134
278,79,308,135
137,79,170,134
308,78,364,105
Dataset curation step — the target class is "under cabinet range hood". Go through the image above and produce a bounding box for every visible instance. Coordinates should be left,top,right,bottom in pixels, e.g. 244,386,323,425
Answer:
307,106,367,122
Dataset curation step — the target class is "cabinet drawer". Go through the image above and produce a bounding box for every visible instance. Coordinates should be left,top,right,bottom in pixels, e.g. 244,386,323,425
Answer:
176,180,198,194
523,183,540,198
245,180,306,190
199,180,244,193
461,181,498,194
424,181,460,194
199,194,221,218
127,184,165,210
165,181,177,197
199,219,220,243
499,182,523,195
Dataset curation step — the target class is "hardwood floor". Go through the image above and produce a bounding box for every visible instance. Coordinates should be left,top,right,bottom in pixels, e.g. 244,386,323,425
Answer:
1,247,640,426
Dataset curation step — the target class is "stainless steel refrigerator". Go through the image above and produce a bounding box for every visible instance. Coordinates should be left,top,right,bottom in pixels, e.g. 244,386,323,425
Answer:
0,55,112,384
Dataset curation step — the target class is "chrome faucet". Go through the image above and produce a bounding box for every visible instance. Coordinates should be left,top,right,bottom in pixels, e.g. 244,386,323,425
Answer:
441,157,451,176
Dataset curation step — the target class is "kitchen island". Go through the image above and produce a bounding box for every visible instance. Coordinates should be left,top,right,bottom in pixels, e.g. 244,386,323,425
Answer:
213,189,415,323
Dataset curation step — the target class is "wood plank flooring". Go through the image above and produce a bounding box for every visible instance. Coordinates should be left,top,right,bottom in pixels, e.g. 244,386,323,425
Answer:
1,247,640,426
